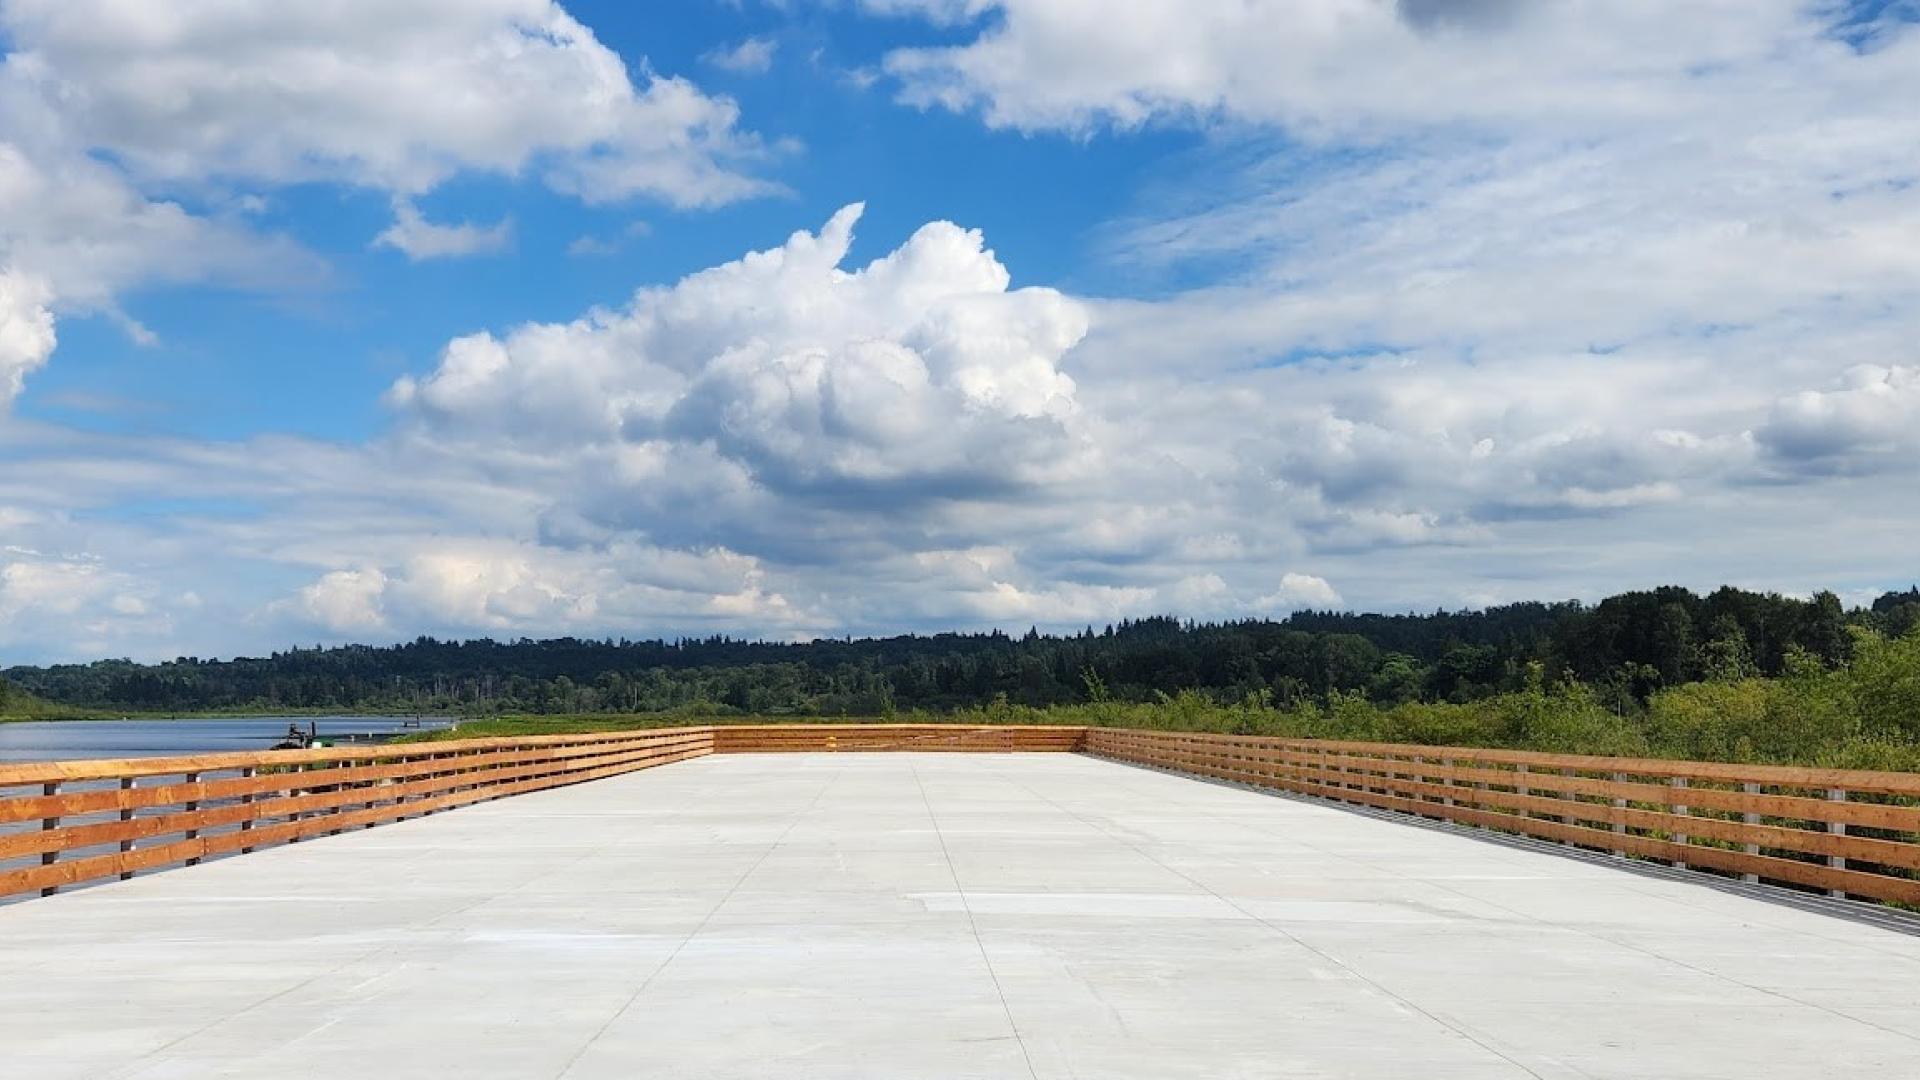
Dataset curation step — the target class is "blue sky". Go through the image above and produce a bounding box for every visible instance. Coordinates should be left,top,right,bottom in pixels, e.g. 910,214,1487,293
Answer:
2,1,1919,663
19,3,1191,445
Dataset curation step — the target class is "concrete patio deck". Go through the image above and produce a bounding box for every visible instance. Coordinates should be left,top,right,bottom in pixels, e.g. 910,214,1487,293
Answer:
6,752,1920,1079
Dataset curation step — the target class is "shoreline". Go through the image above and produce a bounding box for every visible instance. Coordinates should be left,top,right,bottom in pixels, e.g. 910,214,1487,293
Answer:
0,709,460,725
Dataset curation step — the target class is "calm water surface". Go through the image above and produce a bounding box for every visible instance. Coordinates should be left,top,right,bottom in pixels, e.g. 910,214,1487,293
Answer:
0,717,455,763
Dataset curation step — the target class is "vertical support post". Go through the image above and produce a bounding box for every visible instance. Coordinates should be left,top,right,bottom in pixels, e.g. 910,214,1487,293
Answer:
118,777,136,880
1611,772,1628,857
1827,788,1847,899
329,759,345,836
1515,764,1530,824
332,786,345,835
1741,781,1761,883
183,771,202,866
1441,756,1454,813
415,753,429,817
239,766,257,854
1670,776,1690,870
288,762,305,843
40,781,61,897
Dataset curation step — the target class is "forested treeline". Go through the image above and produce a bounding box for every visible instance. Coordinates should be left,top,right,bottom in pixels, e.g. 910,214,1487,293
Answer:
0,677,81,721
6,584,1916,717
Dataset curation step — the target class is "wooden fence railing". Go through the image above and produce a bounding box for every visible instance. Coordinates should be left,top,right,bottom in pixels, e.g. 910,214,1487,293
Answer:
1082,728,1920,906
0,723,1080,902
0,727,715,901
10,723,1920,908
711,723,1085,754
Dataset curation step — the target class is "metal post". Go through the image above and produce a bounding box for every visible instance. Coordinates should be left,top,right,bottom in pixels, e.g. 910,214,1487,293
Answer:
1741,781,1760,883
183,771,201,866
40,781,60,897
288,763,305,843
1827,788,1847,899
118,777,136,880
240,766,257,854
1670,777,1689,870
330,765,345,835
1611,772,1628,857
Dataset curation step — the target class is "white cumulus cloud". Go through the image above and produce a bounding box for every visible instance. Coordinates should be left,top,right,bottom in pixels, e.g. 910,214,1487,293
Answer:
1759,365,1920,473
390,203,1089,509
1260,573,1343,613
0,270,56,407
0,0,771,204
0,1,774,407
294,568,391,633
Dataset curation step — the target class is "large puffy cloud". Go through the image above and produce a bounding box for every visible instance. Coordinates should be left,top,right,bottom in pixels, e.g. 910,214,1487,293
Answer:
0,0,769,205
853,0,1920,542
391,203,1089,513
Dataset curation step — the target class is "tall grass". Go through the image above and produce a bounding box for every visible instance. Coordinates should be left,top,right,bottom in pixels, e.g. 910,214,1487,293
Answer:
941,627,1920,770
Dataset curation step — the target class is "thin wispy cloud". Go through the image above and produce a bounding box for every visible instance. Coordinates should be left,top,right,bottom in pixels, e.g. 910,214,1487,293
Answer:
373,202,514,261
703,36,778,74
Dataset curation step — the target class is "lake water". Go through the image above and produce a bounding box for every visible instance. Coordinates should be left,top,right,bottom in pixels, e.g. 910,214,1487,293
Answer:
0,716,457,763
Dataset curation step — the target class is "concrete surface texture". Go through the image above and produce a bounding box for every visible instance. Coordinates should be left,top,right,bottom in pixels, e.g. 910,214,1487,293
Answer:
6,752,1920,1079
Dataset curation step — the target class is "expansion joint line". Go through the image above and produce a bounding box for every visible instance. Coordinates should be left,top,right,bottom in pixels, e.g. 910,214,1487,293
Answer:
1099,762,1920,1049
104,811,574,1080
553,763,845,1080
910,761,1042,1080
1005,772,1562,1080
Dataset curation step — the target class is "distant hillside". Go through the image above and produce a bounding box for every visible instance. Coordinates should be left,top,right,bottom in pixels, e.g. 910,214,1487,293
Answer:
0,677,84,721
6,585,1916,718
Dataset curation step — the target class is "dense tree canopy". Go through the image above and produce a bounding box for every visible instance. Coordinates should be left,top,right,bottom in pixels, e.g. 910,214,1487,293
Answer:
7,585,1910,717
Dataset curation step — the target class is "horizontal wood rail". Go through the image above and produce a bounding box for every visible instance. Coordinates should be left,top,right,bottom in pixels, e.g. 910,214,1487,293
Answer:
711,723,1085,753
9,723,1919,908
0,723,1081,902
0,727,716,902
1082,729,1920,906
